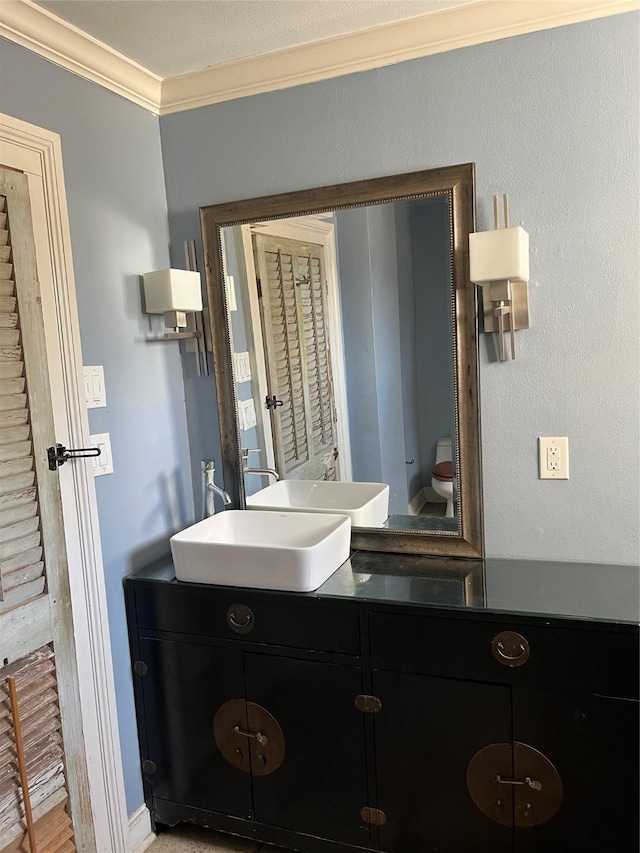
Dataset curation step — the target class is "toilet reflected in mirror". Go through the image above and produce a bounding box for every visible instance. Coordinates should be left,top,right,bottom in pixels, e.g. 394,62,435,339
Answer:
431,437,455,519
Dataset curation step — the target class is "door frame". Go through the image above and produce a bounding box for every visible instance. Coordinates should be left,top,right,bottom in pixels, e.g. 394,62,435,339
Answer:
240,216,353,481
0,114,131,851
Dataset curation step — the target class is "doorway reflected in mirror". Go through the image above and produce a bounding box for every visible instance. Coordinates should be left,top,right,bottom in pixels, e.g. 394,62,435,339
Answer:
220,193,458,533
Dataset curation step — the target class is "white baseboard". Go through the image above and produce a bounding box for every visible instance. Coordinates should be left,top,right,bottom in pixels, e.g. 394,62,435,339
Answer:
408,486,446,516
129,805,155,853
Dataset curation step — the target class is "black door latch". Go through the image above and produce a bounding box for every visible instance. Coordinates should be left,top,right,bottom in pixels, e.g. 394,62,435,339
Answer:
47,443,101,471
265,395,284,410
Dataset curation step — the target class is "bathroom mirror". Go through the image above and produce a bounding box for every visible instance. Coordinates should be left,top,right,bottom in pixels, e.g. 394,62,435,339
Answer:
200,164,483,558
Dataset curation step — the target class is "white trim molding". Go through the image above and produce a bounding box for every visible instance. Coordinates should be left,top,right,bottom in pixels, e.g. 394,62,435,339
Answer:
1,0,637,115
129,804,155,853
160,0,640,114
0,113,130,853
0,0,161,113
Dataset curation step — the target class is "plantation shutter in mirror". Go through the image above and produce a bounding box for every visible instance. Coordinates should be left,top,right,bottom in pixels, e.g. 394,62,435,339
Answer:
253,234,339,481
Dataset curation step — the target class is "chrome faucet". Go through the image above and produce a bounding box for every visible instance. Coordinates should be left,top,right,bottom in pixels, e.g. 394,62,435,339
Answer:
242,448,279,483
201,459,232,518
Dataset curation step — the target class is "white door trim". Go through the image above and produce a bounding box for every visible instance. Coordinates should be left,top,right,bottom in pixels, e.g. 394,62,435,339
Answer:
246,216,353,482
0,113,130,852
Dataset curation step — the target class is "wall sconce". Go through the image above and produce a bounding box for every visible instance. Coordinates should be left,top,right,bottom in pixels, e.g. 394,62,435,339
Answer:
142,268,203,334
143,254,212,377
469,194,530,361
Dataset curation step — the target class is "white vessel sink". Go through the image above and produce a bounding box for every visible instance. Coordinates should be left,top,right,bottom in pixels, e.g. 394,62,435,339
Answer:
170,510,351,592
246,480,390,527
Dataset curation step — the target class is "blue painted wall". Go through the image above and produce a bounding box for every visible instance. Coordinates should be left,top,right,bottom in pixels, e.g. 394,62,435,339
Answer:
408,198,456,488
160,13,639,564
0,39,193,813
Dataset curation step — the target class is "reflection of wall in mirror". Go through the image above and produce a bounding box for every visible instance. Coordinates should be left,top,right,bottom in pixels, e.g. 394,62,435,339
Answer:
337,197,455,516
220,229,262,495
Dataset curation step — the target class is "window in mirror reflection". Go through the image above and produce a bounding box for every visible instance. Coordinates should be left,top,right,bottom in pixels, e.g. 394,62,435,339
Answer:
220,193,459,533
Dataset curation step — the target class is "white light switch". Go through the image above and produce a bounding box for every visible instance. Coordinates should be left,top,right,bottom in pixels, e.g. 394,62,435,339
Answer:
225,275,237,312
238,398,257,431
90,432,114,476
84,366,107,408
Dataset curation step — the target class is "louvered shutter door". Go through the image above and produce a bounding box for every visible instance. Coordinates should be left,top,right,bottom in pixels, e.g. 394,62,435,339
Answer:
0,193,44,613
255,240,309,475
296,251,338,479
254,234,339,481
1,648,75,853
0,171,81,852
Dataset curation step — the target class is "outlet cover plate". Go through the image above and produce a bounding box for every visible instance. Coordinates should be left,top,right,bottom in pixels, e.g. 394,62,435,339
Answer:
538,436,569,479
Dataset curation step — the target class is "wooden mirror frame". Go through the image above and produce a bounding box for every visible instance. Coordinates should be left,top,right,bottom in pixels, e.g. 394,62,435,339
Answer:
200,163,483,558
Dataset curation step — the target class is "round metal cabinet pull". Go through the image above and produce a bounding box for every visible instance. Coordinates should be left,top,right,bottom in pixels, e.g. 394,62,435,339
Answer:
226,603,254,634
491,631,530,667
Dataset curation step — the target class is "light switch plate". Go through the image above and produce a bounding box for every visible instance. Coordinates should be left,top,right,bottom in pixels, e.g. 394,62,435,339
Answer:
225,275,237,312
84,366,107,408
90,432,114,476
233,351,252,383
538,436,569,479
238,398,257,431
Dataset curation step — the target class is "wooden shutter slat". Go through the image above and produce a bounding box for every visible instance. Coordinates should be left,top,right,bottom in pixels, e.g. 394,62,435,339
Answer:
0,298,17,314
0,459,32,479
0,279,13,294
0,500,37,530
0,380,25,398
0,332,19,349
0,365,23,382
0,346,21,364
0,264,12,282
0,545,42,575
0,577,45,611
0,396,26,414
0,472,36,497
0,315,18,331
1,791,68,853
0,441,31,464
0,530,40,560
0,487,37,511
1,563,43,596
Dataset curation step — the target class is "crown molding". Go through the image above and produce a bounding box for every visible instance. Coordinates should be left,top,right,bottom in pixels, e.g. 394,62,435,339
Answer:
1,0,637,117
0,0,162,113
161,0,639,114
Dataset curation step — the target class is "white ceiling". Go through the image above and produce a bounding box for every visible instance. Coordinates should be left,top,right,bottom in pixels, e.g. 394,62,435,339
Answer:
34,0,476,77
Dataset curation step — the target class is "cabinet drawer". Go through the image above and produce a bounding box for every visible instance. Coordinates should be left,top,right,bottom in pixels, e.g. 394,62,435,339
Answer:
369,612,638,699
134,582,360,656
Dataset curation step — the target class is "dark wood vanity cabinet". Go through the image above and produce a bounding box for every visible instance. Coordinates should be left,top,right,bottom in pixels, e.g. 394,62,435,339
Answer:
125,569,639,853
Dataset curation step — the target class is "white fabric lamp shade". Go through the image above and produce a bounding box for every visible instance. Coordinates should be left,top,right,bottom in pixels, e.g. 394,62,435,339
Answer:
469,226,529,283
143,269,203,313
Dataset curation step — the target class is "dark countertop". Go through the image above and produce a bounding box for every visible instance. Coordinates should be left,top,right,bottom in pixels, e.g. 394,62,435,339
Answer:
126,551,640,628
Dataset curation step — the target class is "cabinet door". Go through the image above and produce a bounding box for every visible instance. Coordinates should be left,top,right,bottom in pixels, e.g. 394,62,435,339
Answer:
513,688,639,852
373,670,513,853
139,638,252,818
245,653,370,847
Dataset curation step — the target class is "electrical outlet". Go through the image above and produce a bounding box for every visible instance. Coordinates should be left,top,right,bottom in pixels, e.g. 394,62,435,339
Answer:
539,437,569,479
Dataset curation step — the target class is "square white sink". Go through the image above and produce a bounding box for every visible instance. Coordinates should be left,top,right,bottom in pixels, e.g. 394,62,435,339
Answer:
246,480,390,527
170,510,351,592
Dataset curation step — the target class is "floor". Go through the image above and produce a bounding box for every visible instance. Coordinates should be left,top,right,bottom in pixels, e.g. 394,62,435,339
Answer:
147,824,291,852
